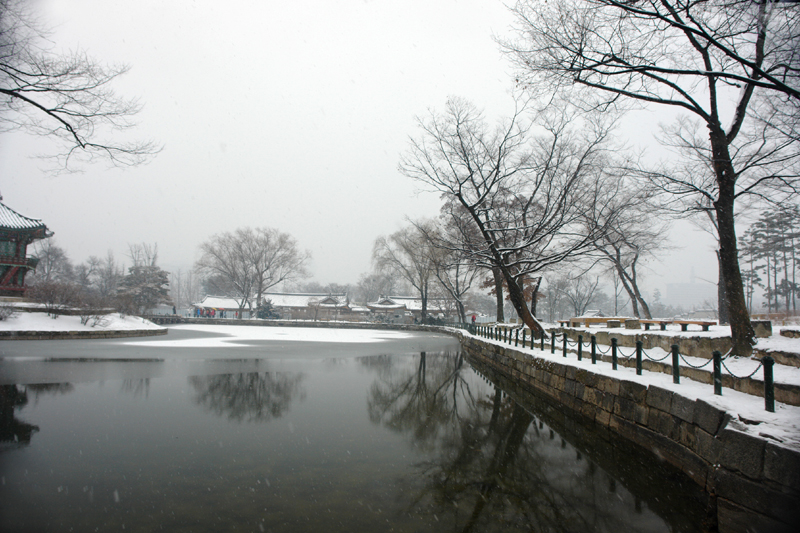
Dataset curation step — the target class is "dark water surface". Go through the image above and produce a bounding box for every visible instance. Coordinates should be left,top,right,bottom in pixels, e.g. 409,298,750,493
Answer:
0,326,707,532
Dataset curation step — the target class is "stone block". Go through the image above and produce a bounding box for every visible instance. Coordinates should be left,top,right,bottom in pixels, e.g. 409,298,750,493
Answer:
595,408,611,427
624,319,640,329
613,397,636,421
575,369,599,388
719,429,765,480
717,498,797,533
565,366,577,380
583,387,598,406
596,376,620,395
670,393,696,423
619,380,648,404
580,401,596,421
634,404,649,426
751,320,772,338
693,399,727,435
695,428,721,464
600,392,615,412
607,320,621,328
715,468,800,526
678,420,697,449
646,385,673,412
573,382,585,400
764,441,800,492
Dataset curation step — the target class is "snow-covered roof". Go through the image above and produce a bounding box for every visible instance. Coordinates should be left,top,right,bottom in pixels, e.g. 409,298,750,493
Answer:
367,296,448,312
194,296,247,309
265,292,347,309
0,201,49,235
194,293,350,310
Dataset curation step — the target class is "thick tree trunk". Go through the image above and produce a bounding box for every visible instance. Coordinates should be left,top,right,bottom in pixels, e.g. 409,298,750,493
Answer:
616,265,639,317
499,264,544,337
717,251,730,324
529,276,542,317
492,267,504,323
710,128,755,356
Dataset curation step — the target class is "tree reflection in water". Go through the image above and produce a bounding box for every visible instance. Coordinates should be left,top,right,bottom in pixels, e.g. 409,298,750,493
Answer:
0,385,39,448
368,351,701,533
1,383,76,449
189,372,306,422
367,351,470,452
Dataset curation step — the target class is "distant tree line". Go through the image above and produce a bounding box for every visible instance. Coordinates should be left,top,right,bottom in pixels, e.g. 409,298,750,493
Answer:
26,241,171,319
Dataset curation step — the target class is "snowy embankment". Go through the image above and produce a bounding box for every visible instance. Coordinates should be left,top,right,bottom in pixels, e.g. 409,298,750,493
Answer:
0,311,163,333
460,328,800,449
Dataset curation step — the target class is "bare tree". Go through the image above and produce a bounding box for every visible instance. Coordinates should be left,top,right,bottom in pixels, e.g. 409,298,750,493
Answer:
400,97,618,335
195,227,310,315
0,0,159,170
373,222,437,320
504,0,800,354
421,221,483,323
582,177,670,319
355,272,398,304
27,239,73,284
559,272,601,318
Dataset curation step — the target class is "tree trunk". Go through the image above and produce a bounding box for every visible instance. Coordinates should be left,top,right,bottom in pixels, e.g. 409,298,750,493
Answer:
616,265,639,317
710,128,755,356
529,276,542,317
499,264,544,336
717,251,730,324
492,267,504,323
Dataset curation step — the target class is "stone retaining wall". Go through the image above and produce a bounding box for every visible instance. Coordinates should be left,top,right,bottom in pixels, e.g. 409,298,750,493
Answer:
453,332,800,533
0,328,167,340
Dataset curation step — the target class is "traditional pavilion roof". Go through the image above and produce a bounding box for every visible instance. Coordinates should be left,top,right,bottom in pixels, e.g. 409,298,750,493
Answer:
266,292,348,309
0,201,50,237
367,296,448,313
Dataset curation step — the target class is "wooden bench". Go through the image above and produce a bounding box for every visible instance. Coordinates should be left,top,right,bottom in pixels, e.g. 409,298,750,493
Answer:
673,320,716,332
640,319,672,331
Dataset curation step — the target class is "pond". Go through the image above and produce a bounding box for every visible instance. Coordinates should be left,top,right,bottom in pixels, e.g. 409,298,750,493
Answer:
0,326,709,532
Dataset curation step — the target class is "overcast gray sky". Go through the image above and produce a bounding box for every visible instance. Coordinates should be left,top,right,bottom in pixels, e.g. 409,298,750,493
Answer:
0,0,717,295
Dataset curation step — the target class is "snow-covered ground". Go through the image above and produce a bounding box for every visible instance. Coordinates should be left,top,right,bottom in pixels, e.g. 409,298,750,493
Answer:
0,311,163,332
124,323,418,348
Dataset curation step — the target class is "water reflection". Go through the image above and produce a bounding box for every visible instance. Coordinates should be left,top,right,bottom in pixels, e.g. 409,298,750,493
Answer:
0,385,39,448
120,378,150,398
367,351,467,451
367,351,706,532
189,372,306,422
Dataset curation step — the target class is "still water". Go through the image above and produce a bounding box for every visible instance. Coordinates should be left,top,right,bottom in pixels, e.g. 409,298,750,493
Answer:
0,326,707,532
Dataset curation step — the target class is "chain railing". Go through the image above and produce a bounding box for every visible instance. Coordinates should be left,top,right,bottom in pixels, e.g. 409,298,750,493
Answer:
467,323,777,412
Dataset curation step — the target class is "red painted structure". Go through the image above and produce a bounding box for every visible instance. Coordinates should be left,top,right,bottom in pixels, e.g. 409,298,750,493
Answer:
0,201,51,296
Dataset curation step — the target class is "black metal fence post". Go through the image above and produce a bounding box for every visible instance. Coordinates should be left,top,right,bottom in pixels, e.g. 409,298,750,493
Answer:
562,334,567,358
515,329,519,347
540,331,545,351
522,329,526,348
551,332,556,354
636,341,643,375
713,351,722,395
577,335,583,361
671,344,680,384
764,356,775,413
611,338,618,370
591,336,597,364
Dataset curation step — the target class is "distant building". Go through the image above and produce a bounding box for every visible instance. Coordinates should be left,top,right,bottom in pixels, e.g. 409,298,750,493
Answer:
0,201,51,296
192,293,368,321
367,295,450,323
